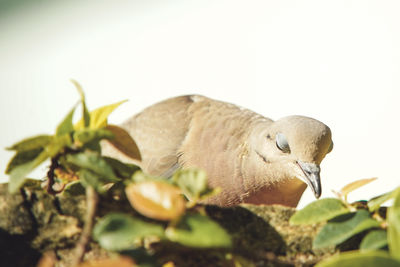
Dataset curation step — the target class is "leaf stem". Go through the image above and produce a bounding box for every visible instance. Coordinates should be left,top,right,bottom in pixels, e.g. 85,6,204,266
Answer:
72,186,98,266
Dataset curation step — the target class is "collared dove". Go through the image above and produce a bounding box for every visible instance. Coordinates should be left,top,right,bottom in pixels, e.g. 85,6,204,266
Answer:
103,95,333,207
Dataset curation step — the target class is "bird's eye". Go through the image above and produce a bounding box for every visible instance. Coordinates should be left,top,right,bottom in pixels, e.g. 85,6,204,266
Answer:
276,133,290,153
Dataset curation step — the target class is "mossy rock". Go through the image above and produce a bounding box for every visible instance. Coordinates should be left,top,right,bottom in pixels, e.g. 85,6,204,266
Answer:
0,183,357,267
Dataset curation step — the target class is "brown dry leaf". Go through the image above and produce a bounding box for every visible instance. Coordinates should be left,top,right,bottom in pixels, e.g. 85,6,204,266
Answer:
340,177,378,201
105,125,141,161
125,181,186,221
36,252,56,267
76,256,136,267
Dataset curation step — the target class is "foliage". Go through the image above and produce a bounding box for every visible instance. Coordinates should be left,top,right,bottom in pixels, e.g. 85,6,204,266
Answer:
316,250,400,267
93,213,166,251
289,198,349,224
7,81,398,266
5,81,232,266
290,177,400,266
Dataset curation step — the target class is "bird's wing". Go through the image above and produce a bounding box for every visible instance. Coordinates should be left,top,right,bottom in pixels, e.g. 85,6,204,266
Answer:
119,95,195,177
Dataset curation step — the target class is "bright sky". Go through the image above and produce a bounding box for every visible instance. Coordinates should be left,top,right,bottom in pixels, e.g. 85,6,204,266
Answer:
0,0,399,207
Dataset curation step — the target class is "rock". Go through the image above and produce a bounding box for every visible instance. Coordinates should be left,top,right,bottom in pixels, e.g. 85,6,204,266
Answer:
0,182,351,267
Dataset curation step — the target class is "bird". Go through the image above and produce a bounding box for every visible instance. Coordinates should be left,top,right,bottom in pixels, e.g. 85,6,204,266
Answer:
102,95,333,207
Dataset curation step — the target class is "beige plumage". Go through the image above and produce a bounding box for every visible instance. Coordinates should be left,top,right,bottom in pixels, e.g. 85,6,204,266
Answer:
103,95,333,207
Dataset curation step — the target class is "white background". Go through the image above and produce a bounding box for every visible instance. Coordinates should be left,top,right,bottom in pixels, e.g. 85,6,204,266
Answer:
0,0,399,207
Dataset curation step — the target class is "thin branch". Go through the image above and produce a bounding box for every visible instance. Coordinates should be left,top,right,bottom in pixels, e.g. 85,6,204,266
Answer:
46,147,80,195
72,186,98,266
46,155,65,195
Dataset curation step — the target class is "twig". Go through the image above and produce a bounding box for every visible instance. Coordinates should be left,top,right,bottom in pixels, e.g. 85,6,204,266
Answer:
46,155,68,195
72,186,98,266
46,148,80,195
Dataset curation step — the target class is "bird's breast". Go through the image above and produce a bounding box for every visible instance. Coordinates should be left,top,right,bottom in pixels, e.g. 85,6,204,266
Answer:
243,178,307,207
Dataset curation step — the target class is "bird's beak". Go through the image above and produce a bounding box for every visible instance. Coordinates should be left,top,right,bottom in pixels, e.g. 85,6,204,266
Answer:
296,161,321,198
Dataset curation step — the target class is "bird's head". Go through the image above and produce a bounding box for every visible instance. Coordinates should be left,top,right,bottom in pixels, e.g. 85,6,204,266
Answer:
249,116,333,199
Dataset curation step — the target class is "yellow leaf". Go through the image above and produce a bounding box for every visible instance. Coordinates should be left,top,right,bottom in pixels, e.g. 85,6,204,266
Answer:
74,100,127,130
104,125,141,161
125,181,186,221
340,177,378,201
90,100,127,129
162,262,175,267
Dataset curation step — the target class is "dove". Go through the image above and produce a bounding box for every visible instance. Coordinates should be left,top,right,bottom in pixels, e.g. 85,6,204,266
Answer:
103,95,333,207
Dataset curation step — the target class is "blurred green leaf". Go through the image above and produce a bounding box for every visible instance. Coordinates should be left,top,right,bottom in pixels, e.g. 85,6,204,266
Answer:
87,100,127,129
62,181,86,196
104,125,141,161
290,198,350,225
103,157,140,179
79,169,108,193
66,151,119,182
5,147,43,174
56,105,77,136
131,170,168,184
8,151,49,193
71,79,90,128
368,190,396,212
73,128,114,146
172,169,208,201
6,135,52,152
93,213,165,251
393,188,400,207
313,210,380,249
360,230,388,251
388,188,400,260
165,214,232,248
316,250,400,267
8,134,71,193
47,134,72,156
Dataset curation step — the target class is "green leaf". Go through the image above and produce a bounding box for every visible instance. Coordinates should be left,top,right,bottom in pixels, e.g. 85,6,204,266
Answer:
165,214,232,248
5,148,43,174
394,188,400,207
103,157,140,179
7,134,71,193
71,79,90,128
388,188,400,260
360,230,388,251
78,169,107,193
368,190,396,212
313,209,381,249
56,105,77,136
316,250,400,267
93,213,165,251
62,181,86,196
6,135,52,152
131,170,170,184
8,151,49,193
88,100,127,129
66,151,119,182
104,125,141,160
47,134,72,156
290,198,350,225
172,169,208,201
73,128,114,146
